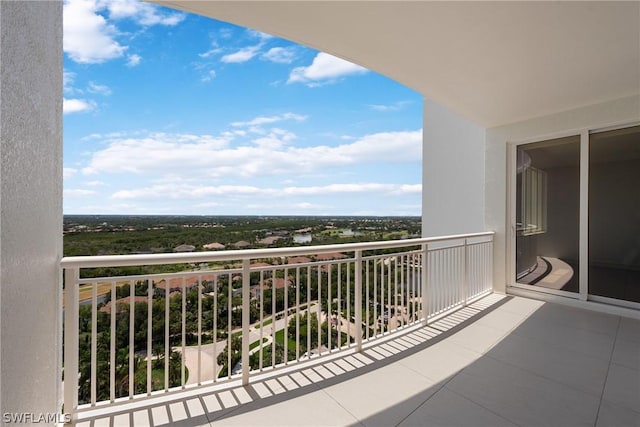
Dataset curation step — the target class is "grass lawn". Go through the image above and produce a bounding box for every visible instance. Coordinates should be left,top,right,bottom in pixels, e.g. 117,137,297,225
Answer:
249,338,268,351
274,329,297,351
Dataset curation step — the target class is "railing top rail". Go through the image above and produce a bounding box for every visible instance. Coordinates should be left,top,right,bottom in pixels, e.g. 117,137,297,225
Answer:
61,231,494,269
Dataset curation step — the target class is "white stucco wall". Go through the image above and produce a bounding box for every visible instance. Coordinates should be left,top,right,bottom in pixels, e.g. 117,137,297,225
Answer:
486,95,640,294
0,0,63,420
422,98,486,237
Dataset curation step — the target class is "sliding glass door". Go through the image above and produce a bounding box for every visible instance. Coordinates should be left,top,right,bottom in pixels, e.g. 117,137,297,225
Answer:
515,136,581,294
513,124,640,307
589,125,640,304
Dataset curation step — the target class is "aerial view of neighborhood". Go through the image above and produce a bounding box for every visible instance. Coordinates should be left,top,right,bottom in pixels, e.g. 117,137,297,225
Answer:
65,215,422,403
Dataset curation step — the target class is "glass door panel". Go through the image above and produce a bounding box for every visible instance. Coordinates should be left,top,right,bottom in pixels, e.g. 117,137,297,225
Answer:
516,136,580,293
589,125,640,303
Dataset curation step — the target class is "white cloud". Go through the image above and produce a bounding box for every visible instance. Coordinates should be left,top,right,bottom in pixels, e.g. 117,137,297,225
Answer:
101,0,185,26
63,98,96,114
231,113,307,128
288,52,368,86
64,0,183,65
201,69,217,83
112,184,261,200
262,47,296,64
85,180,107,186
126,54,141,67
246,29,273,41
110,182,420,200
281,183,422,196
87,81,112,95
63,71,78,94
219,28,233,39
64,0,127,64
198,46,222,59
81,132,232,175
221,45,261,64
368,101,412,112
65,189,98,197
80,128,421,178
64,168,78,179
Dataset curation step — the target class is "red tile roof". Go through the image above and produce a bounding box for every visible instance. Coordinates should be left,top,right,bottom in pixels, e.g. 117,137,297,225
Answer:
99,296,148,314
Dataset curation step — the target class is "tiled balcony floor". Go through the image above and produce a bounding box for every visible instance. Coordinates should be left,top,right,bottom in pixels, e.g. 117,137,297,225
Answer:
75,294,640,427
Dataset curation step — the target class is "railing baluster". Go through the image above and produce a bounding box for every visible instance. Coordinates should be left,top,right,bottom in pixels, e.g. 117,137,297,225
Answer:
259,270,264,371
90,281,97,406
387,260,391,333
110,280,116,402
337,262,342,350
327,264,331,353
421,244,428,323
355,250,362,352
227,272,232,380
241,259,250,385
316,264,321,357
295,266,300,362
399,254,404,329
373,260,377,337
306,265,311,359
128,280,134,399
346,260,351,347
393,256,398,332
213,274,218,382
164,279,169,391
147,278,153,395
181,276,186,388
271,268,276,368
365,258,370,341
284,267,289,364
197,275,202,385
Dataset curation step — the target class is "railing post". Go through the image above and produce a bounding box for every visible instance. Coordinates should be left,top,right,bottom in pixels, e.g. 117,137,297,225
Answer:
354,250,363,352
462,239,468,306
241,259,251,386
421,243,429,325
63,267,79,421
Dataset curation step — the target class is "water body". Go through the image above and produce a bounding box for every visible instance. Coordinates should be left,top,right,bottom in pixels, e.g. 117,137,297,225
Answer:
293,233,312,244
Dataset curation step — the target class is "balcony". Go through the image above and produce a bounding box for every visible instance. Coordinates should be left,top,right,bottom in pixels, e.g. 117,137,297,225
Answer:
60,232,640,426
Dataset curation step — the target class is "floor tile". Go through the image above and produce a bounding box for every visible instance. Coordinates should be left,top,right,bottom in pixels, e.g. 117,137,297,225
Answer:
529,303,620,336
617,317,640,344
446,356,600,427
472,307,530,333
488,333,610,396
446,323,508,354
397,387,518,427
209,387,359,426
398,340,481,383
512,316,616,360
322,362,439,426
602,363,640,412
496,297,545,316
611,337,640,371
596,400,640,427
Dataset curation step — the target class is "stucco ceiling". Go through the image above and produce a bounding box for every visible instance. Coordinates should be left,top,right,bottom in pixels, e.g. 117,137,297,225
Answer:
152,1,640,128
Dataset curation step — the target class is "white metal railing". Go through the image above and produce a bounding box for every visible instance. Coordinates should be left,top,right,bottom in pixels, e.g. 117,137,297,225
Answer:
61,232,493,419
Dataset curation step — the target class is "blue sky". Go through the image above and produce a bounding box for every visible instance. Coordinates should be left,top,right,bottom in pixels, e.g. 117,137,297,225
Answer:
63,0,422,216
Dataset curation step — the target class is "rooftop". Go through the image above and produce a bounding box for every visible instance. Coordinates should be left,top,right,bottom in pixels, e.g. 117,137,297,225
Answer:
75,294,640,426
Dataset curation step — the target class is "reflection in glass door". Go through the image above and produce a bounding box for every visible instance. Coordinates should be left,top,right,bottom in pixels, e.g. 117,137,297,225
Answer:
515,136,581,293
589,125,640,304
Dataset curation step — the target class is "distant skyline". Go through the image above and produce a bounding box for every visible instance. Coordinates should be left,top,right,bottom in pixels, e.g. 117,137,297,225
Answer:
63,0,423,216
